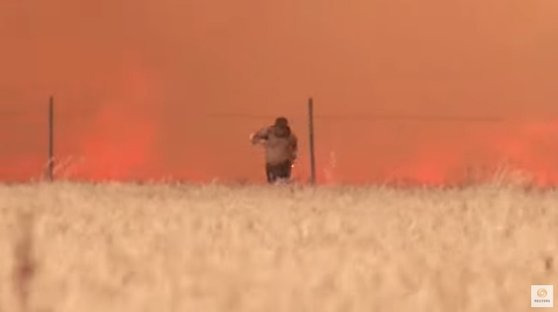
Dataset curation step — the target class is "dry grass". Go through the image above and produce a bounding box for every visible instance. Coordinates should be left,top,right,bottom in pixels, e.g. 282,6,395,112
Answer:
0,182,556,312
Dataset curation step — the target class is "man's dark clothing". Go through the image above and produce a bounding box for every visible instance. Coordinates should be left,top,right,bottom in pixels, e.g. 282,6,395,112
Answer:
251,119,298,183
266,160,293,183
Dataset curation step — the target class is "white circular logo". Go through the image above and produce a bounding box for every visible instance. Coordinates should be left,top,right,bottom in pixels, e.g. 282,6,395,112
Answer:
537,288,548,298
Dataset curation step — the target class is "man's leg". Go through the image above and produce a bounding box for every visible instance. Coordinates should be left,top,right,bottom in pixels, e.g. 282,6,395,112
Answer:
277,160,292,181
265,163,273,183
286,161,292,179
266,163,277,183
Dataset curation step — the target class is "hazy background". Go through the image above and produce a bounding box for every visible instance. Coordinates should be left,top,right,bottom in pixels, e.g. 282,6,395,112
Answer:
1,0,557,184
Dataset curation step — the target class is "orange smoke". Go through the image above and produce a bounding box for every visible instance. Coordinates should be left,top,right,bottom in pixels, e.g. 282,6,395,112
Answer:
1,0,558,185
495,119,558,186
54,55,161,181
313,118,558,186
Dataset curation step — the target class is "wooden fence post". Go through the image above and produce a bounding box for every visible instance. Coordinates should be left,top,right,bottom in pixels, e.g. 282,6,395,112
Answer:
308,97,316,184
48,96,54,181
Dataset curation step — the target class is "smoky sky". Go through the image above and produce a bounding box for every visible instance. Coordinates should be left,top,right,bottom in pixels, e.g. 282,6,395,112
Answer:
1,0,558,183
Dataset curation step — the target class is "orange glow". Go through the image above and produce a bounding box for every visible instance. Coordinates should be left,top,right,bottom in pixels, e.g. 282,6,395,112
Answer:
1,0,558,184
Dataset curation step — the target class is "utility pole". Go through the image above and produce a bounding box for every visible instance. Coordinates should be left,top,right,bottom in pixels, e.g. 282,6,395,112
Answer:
48,96,54,181
308,97,316,184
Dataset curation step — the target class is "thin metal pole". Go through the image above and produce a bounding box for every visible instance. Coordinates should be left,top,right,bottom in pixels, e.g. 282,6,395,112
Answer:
308,97,316,184
48,96,54,181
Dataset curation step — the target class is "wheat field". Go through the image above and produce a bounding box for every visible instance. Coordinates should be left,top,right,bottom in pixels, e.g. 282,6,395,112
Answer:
0,182,556,312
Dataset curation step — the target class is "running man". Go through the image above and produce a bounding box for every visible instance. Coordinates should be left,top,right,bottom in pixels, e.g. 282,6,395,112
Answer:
250,117,298,183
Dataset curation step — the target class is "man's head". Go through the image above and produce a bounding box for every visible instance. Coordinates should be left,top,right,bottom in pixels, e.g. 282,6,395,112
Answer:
272,116,291,138
274,117,289,127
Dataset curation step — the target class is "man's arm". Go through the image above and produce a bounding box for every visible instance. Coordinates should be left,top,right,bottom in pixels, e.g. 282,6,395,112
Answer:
250,127,270,145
